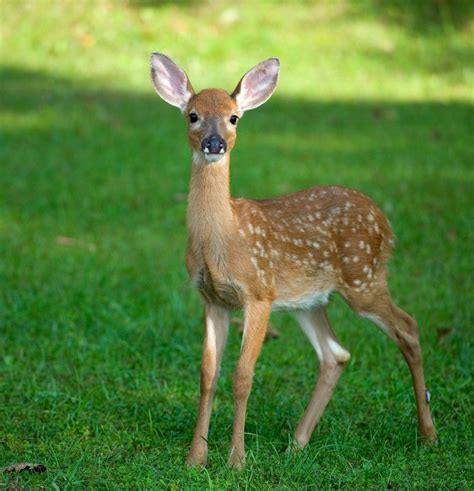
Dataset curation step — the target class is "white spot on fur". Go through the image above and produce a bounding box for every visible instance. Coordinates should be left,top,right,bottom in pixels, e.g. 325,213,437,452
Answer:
316,226,327,236
320,261,333,271
352,256,359,263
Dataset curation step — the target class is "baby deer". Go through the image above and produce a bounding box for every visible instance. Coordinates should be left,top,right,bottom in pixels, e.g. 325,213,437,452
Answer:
150,53,437,468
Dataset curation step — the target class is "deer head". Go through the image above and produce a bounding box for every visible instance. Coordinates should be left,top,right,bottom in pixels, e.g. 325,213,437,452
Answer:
150,53,280,164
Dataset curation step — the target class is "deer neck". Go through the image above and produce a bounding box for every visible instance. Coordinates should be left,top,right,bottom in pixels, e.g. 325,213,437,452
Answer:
187,152,235,258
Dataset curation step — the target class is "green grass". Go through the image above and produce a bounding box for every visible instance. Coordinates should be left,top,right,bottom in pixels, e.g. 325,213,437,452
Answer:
1,1,473,488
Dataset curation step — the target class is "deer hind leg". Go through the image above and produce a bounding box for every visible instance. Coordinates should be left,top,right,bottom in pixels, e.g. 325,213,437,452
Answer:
187,303,229,467
292,308,351,450
347,289,437,442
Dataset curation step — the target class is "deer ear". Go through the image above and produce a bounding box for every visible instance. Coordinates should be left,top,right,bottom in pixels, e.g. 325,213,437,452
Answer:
232,58,280,112
150,53,194,112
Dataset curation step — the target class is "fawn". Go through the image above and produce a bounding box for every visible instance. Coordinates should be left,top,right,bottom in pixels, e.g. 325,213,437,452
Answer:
150,53,437,469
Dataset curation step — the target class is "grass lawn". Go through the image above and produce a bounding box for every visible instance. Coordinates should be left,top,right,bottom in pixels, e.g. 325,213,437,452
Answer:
1,1,473,488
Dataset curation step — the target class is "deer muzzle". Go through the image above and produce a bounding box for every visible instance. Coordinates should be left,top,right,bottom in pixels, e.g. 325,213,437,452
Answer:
201,134,227,155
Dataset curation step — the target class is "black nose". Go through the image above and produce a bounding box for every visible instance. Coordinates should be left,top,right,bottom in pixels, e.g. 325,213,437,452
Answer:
201,134,227,154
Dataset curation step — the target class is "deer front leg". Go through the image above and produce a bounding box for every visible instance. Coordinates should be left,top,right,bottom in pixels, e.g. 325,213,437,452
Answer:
187,303,229,466
229,300,271,469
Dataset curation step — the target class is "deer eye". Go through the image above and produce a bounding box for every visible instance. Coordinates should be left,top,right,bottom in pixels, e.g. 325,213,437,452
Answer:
229,115,238,125
189,113,198,123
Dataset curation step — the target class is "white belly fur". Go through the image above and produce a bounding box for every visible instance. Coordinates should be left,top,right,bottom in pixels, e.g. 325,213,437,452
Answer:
272,289,332,311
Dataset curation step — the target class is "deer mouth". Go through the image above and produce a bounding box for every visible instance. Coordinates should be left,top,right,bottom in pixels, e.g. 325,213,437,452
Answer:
203,151,226,163
203,147,226,155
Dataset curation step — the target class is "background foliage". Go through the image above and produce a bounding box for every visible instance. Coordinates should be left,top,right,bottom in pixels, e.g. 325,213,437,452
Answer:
1,0,473,488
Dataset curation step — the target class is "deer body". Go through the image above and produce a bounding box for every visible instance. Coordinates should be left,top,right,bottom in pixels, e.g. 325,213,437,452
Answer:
188,167,391,313
151,53,437,469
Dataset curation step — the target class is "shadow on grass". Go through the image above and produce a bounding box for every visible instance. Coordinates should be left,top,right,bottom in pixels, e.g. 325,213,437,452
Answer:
362,0,474,32
2,66,472,207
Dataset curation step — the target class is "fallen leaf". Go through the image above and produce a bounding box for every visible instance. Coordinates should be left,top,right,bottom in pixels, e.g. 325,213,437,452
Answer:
80,33,95,48
446,228,457,242
56,236,96,252
371,107,397,121
3,463,46,474
7,482,24,491
436,327,453,342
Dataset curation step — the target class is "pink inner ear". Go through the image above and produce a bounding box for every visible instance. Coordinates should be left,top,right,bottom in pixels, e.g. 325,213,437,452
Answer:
235,59,279,111
151,53,193,110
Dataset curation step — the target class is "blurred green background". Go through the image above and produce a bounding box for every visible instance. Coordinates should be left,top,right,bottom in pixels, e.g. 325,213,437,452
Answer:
1,0,473,488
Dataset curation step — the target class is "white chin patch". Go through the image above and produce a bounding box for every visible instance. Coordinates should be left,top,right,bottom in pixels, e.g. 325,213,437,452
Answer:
204,153,225,163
